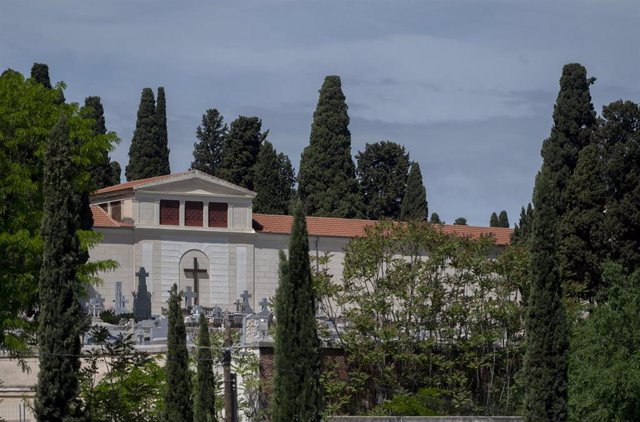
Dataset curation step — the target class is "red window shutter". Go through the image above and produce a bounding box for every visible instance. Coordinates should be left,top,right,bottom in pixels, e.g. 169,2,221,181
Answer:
160,200,179,225
185,201,203,227
208,202,228,228
110,201,121,221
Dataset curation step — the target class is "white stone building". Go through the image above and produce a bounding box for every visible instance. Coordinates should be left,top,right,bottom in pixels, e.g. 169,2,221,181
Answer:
88,170,512,314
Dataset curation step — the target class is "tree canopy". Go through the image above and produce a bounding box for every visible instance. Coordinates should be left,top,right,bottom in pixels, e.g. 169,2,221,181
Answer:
192,108,228,177
253,140,295,215
218,116,266,191
400,162,427,221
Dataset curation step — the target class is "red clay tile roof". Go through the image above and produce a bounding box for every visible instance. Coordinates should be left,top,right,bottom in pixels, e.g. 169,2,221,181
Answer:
91,205,133,228
93,172,189,195
252,214,512,245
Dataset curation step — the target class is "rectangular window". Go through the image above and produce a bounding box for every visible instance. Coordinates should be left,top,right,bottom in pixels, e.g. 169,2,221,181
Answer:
159,200,179,225
110,201,121,221
208,202,228,228
99,203,108,212
185,201,203,227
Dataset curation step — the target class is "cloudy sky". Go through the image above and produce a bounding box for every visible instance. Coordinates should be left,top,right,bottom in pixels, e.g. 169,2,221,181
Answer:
2,0,638,226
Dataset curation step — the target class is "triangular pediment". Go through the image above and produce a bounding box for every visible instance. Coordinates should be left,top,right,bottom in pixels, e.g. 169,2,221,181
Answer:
134,170,256,198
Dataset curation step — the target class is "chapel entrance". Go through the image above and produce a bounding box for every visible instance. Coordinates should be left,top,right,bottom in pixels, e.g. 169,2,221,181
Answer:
179,250,210,308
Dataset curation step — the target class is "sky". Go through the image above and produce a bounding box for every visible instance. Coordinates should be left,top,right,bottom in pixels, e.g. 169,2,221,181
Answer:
2,0,638,226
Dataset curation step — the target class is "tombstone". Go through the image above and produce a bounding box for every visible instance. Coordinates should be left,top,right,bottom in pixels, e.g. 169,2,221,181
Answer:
242,298,273,345
114,281,129,315
182,286,197,309
87,294,105,317
133,267,152,321
240,289,253,314
258,297,270,316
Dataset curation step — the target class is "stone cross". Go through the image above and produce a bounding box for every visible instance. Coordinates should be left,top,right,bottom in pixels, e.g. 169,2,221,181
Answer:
88,294,105,317
259,298,269,313
114,281,129,315
183,257,207,306
240,289,253,314
182,286,197,309
133,266,152,321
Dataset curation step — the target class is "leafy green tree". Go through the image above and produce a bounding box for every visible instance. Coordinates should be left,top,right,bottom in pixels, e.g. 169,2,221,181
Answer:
0,69,116,359
453,217,467,225
192,108,227,176
34,114,88,422
498,210,509,228
356,141,410,220
298,75,363,218
569,263,640,421
429,213,442,224
400,162,427,221
84,96,120,189
195,313,216,422
523,63,595,422
272,206,323,421
218,116,266,190
164,284,193,422
489,212,499,227
253,141,295,214
156,87,171,175
31,63,52,89
125,88,169,181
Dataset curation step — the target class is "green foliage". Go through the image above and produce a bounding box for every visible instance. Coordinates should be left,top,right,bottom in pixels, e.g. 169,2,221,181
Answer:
316,221,527,415
356,141,410,220
370,388,443,416
512,204,533,245
155,87,171,175
489,212,499,227
0,69,117,358
195,313,217,422
30,63,52,89
253,141,295,214
80,326,166,422
125,88,170,181
568,263,640,421
83,96,120,189
35,114,88,422
272,206,323,421
399,162,427,221
429,213,442,224
453,217,467,225
298,75,363,218
498,210,509,228
110,161,121,185
164,284,193,422
218,116,266,190
191,108,227,177
98,310,134,325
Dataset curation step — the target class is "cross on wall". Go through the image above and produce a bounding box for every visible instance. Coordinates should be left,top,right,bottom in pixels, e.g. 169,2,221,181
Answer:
183,257,207,306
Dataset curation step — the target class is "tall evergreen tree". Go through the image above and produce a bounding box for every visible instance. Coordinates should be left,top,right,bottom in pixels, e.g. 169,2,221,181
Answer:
84,96,120,189
512,203,533,244
297,75,363,218
192,108,227,176
156,87,171,175
429,212,442,224
164,284,193,422
356,141,410,220
218,116,266,190
498,210,509,228
523,63,594,421
30,63,52,89
125,88,169,181
489,212,499,227
253,141,295,214
34,114,87,422
195,313,216,422
109,161,121,185
399,162,427,221
272,206,322,422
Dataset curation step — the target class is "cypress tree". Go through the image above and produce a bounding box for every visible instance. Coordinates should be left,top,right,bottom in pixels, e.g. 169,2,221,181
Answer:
156,87,171,175
109,161,121,185
253,141,295,214
272,206,322,422
34,114,87,422
297,75,363,218
489,212,499,227
498,210,509,228
164,284,193,422
512,203,533,244
400,162,427,221
218,116,266,190
356,141,410,220
429,212,442,224
84,96,116,189
31,63,52,89
192,108,227,176
125,88,168,181
523,63,594,421
195,313,216,422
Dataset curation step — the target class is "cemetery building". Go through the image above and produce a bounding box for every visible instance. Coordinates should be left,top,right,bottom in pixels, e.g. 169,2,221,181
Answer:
88,170,512,315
